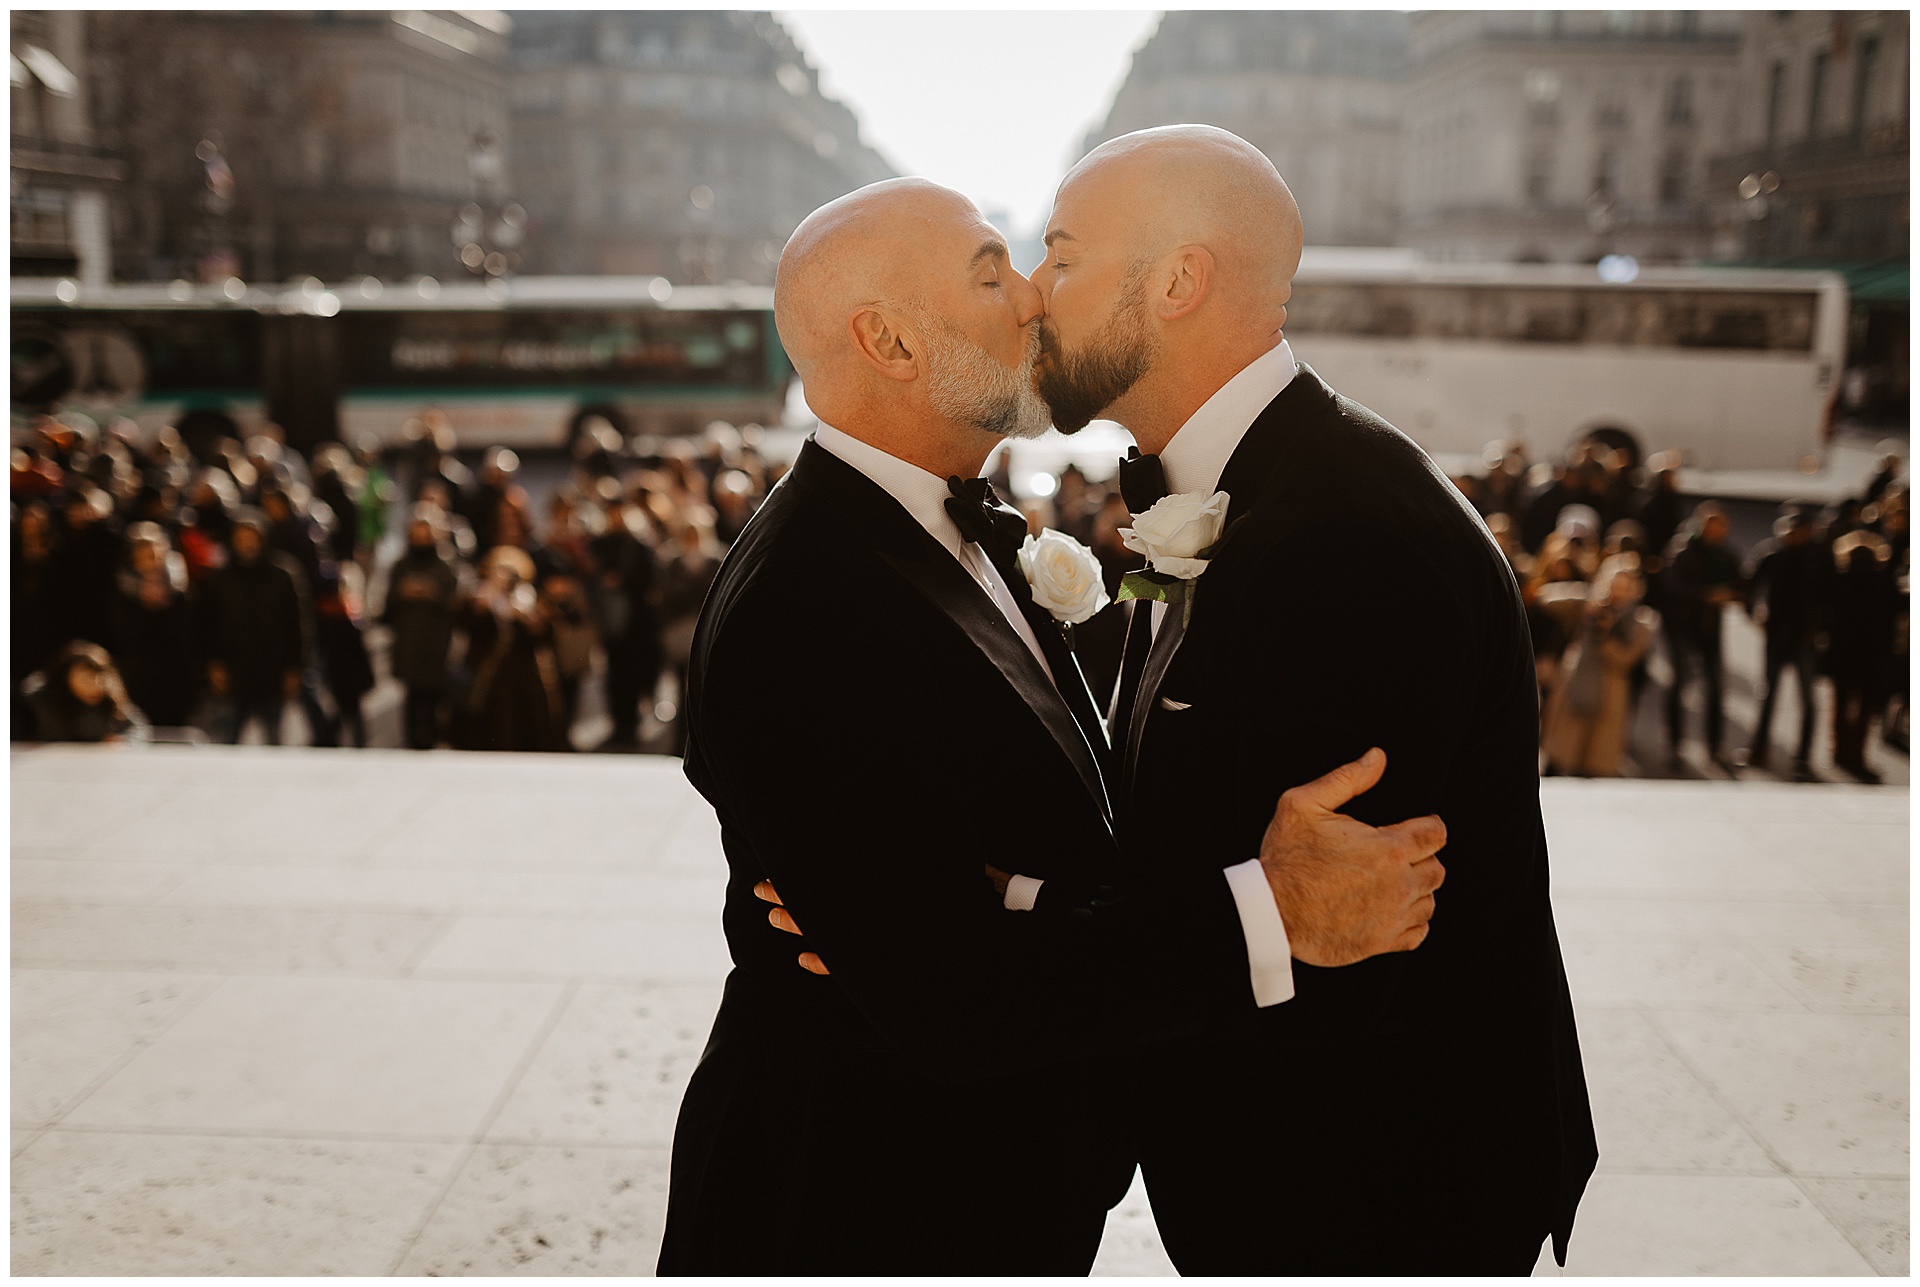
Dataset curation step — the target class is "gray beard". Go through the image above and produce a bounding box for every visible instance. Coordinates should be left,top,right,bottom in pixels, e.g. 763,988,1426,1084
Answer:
922,319,1054,441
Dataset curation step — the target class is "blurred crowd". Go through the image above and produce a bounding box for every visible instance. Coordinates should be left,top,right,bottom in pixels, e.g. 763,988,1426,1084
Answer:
11,410,1909,782
1458,442,1909,782
10,411,782,755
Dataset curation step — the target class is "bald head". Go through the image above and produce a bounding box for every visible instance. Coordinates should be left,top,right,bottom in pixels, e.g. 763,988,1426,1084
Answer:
773,178,1050,467
775,179,980,399
1060,125,1303,312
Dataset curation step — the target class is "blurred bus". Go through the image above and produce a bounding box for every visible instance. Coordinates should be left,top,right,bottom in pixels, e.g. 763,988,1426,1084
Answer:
10,276,791,451
1283,251,1849,473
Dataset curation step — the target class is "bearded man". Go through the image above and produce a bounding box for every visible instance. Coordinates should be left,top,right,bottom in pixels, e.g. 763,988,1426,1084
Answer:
1019,125,1598,1273
655,177,1449,1274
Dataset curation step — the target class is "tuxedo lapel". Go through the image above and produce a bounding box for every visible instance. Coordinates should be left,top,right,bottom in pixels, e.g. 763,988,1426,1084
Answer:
880,544,1111,822
1017,599,1116,774
1122,601,1189,797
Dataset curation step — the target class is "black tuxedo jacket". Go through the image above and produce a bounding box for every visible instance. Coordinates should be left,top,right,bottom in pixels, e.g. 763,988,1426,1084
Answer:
657,440,1258,1274
1114,365,1598,1272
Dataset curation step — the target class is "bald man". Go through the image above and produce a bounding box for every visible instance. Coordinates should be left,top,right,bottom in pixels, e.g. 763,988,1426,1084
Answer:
1022,125,1597,1273
656,178,1448,1273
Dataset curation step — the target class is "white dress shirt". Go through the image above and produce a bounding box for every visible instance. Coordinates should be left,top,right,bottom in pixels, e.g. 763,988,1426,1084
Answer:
1145,338,1300,1007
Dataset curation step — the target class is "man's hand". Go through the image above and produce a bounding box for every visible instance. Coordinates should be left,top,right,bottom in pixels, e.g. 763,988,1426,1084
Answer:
1259,748,1446,967
754,880,828,975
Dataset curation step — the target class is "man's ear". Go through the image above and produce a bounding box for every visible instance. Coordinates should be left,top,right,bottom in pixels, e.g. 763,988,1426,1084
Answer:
849,305,918,383
1156,245,1215,322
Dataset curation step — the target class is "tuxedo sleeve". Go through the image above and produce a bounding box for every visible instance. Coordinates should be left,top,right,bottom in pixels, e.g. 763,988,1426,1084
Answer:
689,599,1259,1085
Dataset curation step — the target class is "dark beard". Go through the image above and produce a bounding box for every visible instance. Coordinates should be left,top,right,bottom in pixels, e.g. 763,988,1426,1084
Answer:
1035,282,1157,434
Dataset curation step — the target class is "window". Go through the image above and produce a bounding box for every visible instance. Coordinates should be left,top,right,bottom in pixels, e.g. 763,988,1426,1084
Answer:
1595,90,1629,129
1659,149,1689,203
1766,61,1787,147
1666,77,1693,126
1854,36,1880,133
1808,51,1828,140
1592,147,1620,198
1525,151,1553,204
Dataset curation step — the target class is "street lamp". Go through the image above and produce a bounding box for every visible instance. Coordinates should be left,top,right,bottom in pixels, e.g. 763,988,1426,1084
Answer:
451,128,525,281
1739,170,1781,260
196,135,240,283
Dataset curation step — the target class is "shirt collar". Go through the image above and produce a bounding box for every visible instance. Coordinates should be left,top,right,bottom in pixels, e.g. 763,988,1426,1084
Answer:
813,422,970,562
1157,338,1296,497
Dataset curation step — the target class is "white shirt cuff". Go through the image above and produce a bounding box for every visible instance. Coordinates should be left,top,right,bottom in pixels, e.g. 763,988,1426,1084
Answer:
1223,859,1296,1006
1004,874,1043,912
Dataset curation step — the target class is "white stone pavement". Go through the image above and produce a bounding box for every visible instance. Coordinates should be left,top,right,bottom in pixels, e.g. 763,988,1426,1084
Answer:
9,745,1908,1276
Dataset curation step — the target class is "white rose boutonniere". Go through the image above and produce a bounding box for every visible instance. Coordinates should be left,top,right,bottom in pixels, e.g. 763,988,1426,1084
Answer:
1117,489,1234,609
1017,528,1110,626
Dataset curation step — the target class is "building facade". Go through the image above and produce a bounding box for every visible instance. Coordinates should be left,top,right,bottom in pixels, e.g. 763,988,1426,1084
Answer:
1403,10,1743,265
86,10,511,284
11,10,122,282
1082,12,1408,248
1706,10,1908,264
1705,10,1908,426
506,11,894,284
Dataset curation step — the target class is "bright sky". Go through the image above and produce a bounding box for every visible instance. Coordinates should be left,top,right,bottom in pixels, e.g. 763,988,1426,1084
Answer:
773,10,1164,242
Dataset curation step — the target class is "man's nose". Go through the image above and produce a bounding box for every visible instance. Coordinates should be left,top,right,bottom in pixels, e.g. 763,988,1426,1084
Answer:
1007,268,1044,326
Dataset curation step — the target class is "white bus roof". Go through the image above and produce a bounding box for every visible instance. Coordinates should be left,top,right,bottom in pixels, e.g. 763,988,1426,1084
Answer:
1294,249,1846,294
9,276,775,312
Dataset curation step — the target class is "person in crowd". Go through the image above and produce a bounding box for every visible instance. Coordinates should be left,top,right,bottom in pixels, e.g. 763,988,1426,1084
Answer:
402,412,474,507
1743,505,1825,780
591,495,664,748
1633,459,1686,577
710,468,760,546
52,485,122,650
111,523,204,730
462,446,520,552
654,505,726,755
22,641,148,743
459,543,568,752
1519,462,1570,553
540,566,597,735
257,483,340,746
202,510,314,746
315,562,376,748
1826,530,1898,783
1876,489,1910,753
382,505,466,751
1052,464,1097,546
310,442,365,567
1863,453,1902,507
13,501,65,737
1538,554,1659,777
1661,503,1745,771
1480,511,1527,578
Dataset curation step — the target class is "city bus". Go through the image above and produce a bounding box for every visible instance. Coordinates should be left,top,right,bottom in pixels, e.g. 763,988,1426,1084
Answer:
9,275,792,451
1281,251,1849,473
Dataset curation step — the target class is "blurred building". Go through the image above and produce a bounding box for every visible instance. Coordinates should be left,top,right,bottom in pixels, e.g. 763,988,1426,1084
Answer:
1708,10,1909,263
87,10,512,284
1403,10,1743,265
1705,10,1909,428
506,11,894,283
1081,11,1408,247
11,10,122,283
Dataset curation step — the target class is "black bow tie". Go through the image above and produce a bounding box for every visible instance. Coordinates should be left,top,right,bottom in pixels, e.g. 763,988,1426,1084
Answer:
948,470,1029,557
1116,447,1169,514
945,474,1030,582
